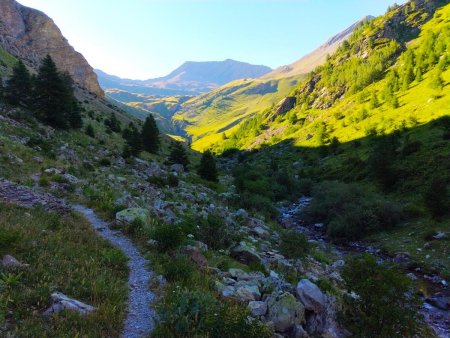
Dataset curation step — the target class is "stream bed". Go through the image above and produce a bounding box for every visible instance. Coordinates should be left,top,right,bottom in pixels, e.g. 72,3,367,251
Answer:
280,197,450,338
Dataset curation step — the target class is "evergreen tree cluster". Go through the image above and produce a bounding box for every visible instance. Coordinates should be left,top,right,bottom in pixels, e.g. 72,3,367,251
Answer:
168,141,190,170
122,114,160,158
3,56,82,129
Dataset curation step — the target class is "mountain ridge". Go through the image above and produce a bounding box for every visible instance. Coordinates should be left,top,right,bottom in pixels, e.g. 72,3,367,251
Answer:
96,59,272,96
0,0,103,97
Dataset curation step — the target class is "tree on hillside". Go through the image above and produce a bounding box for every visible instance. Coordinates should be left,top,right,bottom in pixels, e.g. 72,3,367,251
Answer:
105,112,121,133
122,122,142,157
429,68,444,90
5,60,32,106
33,55,81,129
198,150,218,182
141,114,159,154
168,141,190,170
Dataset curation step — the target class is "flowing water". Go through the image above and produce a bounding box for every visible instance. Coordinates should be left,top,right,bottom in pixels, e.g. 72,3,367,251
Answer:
280,197,450,338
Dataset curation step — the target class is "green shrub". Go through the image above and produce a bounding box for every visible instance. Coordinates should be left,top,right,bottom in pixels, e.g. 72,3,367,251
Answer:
424,177,449,218
151,223,184,252
98,158,111,167
152,288,271,338
303,181,404,240
0,229,22,253
160,254,194,283
341,254,422,337
197,214,233,250
279,230,310,259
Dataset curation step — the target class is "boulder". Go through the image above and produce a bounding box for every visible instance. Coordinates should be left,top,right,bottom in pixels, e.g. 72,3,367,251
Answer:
184,246,208,268
215,281,236,298
230,242,262,265
43,292,95,316
2,255,29,268
251,226,270,239
115,208,149,224
170,164,184,174
275,97,297,116
248,301,267,317
296,279,326,313
267,292,305,333
236,285,260,302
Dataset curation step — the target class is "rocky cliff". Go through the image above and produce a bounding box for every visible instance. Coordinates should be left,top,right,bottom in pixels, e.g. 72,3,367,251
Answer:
0,0,104,97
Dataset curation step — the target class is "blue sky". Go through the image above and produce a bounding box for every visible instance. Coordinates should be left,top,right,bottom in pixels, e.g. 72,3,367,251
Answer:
19,0,401,79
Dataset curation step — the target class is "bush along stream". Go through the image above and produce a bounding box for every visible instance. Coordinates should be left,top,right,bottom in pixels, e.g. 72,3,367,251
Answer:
280,197,450,338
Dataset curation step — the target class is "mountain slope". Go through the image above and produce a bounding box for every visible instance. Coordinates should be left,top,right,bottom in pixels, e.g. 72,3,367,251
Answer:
173,18,367,150
263,16,374,80
0,0,103,97
96,59,271,96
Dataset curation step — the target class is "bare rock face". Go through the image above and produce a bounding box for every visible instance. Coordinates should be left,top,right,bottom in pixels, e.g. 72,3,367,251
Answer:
0,0,104,97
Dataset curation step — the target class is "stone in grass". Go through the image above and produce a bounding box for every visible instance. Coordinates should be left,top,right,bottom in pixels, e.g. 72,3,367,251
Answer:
230,241,262,265
43,292,95,316
115,208,149,225
2,255,29,268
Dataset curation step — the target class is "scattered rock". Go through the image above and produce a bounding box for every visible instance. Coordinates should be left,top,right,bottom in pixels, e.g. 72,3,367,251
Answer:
235,208,248,219
267,292,305,333
230,242,262,265
296,279,326,314
248,301,267,317
1,255,29,268
43,292,95,316
115,208,149,224
393,252,411,266
170,164,184,174
184,246,208,268
432,231,447,240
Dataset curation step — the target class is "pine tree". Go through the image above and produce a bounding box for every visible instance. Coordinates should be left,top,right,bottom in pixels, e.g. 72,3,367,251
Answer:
168,141,190,170
429,69,444,90
5,60,32,106
369,91,380,109
415,67,423,82
123,123,142,157
198,150,218,182
33,55,81,129
141,114,159,154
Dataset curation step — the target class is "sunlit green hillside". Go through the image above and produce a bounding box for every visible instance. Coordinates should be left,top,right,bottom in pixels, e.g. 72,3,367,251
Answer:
214,0,450,152
174,75,304,150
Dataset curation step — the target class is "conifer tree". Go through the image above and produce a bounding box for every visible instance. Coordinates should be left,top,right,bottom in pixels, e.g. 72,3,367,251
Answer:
168,141,190,170
5,60,32,106
141,114,159,154
33,55,81,129
369,91,380,109
123,123,142,157
198,150,218,182
429,68,444,90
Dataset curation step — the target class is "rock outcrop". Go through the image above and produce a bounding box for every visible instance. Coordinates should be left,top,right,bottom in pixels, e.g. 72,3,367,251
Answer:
0,0,104,97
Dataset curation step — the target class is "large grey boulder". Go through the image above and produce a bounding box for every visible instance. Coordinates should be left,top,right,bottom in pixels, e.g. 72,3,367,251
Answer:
296,279,326,313
43,292,95,316
267,292,305,333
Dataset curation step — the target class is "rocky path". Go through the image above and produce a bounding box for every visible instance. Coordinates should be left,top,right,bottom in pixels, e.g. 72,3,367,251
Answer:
280,197,450,338
0,178,155,338
73,206,155,338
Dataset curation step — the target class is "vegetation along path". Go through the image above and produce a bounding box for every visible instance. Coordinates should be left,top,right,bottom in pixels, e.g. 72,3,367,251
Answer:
280,197,450,338
0,179,155,338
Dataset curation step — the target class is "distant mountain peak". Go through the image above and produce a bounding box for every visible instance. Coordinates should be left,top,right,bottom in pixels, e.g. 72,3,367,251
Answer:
96,60,272,96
